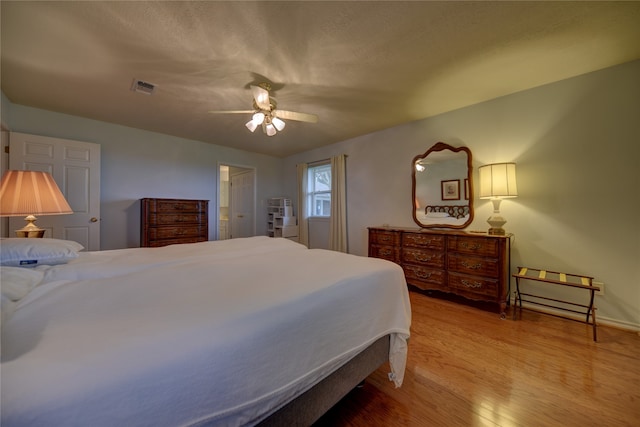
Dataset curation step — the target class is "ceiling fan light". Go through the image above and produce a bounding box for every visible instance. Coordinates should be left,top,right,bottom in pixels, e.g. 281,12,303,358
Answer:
245,119,258,132
251,85,271,109
252,112,265,125
272,117,286,131
265,123,277,136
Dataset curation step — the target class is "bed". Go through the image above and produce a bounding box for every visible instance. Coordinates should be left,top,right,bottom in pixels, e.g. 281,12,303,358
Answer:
0,236,411,426
415,205,470,225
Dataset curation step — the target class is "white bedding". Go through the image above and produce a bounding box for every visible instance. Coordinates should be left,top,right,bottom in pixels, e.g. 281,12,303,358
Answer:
1,236,411,426
416,211,469,225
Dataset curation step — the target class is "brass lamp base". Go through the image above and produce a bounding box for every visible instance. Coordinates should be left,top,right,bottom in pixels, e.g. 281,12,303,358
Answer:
486,214,507,236
15,214,47,238
488,227,506,236
15,229,46,238
486,199,507,236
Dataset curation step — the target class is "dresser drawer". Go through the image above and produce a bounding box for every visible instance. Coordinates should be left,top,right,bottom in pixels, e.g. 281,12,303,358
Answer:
148,226,207,240
448,272,500,298
403,264,446,288
369,245,399,263
402,233,445,250
447,235,499,257
148,213,206,225
148,199,206,213
448,253,500,277
402,248,444,268
369,229,400,246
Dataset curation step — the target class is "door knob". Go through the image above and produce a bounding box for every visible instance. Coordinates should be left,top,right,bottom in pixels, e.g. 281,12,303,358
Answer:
90,217,99,222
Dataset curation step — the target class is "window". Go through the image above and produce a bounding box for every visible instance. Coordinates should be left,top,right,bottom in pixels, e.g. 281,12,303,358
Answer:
307,163,331,217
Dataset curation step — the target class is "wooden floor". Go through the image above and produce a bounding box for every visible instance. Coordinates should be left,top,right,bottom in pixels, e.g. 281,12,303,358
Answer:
315,290,640,427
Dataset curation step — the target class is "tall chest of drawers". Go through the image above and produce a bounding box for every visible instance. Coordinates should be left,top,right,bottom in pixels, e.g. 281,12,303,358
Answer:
141,198,209,247
368,227,511,316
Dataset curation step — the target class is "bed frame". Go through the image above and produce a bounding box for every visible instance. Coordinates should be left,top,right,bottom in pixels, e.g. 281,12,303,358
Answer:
258,335,390,426
426,205,469,219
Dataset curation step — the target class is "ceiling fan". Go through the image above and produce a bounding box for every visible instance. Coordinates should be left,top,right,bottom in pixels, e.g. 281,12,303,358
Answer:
208,83,318,136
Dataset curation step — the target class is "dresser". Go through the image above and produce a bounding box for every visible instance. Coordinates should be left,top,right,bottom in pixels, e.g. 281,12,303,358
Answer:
141,198,209,247
369,227,511,317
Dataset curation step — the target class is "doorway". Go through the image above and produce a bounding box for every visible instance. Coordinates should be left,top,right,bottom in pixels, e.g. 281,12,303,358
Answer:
218,164,256,240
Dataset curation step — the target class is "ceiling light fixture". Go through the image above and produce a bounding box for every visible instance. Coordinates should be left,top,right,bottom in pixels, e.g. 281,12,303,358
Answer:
245,112,265,132
210,81,317,137
265,124,276,136
245,83,285,137
263,117,277,136
246,110,284,137
272,117,286,131
245,120,258,133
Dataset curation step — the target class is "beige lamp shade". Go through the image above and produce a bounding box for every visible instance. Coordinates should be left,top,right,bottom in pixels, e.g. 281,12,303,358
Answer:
479,163,518,199
0,170,73,237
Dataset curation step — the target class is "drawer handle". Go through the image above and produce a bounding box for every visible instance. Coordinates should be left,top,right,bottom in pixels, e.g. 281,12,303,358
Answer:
409,236,434,245
461,242,482,250
416,271,432,279
461,279,483,288
381,235,391,242
415,254,434,262
380,249,392,256
461,260,483,269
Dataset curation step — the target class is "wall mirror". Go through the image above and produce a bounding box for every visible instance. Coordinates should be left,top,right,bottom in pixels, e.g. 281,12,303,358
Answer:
412,142,474,229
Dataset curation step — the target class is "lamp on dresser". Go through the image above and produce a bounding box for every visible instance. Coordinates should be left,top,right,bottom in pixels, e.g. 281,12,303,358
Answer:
478,162,518,235
0,170,73,238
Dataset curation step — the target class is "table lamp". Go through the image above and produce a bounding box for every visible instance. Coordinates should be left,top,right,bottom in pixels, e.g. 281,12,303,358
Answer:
0,170,73,238
478,162,518,235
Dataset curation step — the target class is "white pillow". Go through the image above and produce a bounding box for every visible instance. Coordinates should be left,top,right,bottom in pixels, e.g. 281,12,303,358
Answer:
0,238,84,267
426,211,450,218
0,266,44,301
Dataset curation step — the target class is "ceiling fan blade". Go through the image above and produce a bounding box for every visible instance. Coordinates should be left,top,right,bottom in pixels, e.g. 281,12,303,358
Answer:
251,85,271,110
274,110,318,123
208,110,254,114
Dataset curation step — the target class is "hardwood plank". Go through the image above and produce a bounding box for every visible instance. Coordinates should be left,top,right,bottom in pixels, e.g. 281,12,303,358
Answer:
315,290,640,426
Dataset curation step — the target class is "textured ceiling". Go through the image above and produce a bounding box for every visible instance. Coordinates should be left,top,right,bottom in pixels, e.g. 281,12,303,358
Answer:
2,1,639,157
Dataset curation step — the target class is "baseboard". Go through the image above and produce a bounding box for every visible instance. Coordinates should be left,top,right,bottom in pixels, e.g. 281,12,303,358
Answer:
512,300,640,333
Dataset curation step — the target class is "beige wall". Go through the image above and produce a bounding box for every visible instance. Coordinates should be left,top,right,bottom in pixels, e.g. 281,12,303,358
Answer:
284,60,640,329
2,60,638,327
0,96,285,250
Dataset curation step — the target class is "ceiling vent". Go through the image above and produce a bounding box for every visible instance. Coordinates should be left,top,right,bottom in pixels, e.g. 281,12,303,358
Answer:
131,79,157,95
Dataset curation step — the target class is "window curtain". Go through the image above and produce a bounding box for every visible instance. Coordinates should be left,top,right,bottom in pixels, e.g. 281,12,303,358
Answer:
329,154,347,253
296,163,309,247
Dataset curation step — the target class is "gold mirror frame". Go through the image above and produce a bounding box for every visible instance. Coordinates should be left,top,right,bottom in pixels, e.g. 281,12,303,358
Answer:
411,142,474,229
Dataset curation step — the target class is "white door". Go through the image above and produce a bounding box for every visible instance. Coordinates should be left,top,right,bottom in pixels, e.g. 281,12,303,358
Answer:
9,132,101,250
230,169,255,238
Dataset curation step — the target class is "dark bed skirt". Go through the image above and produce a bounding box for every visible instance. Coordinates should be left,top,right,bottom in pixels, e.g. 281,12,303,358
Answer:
258,335,391,426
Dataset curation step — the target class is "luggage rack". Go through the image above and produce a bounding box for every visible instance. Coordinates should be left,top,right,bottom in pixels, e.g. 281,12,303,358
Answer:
512,266,599,341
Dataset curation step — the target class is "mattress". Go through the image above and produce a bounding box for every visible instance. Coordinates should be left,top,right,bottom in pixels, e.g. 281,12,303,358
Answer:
1,236,411,426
